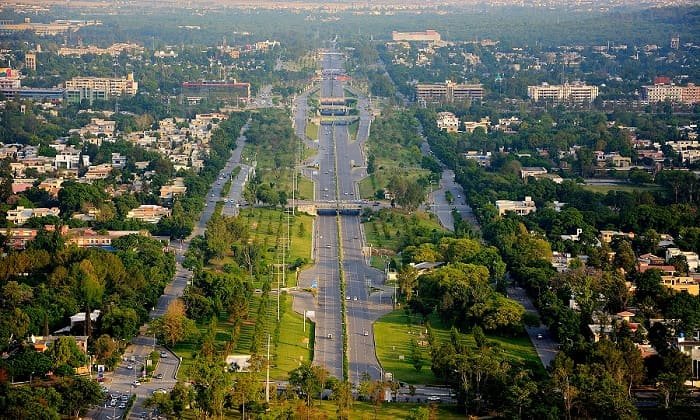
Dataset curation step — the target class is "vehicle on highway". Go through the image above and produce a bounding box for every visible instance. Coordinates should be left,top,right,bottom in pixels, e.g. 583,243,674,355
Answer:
326,244,331,248
427,395,442,402
121,395,128,402
132,380,140,387
118,403,127,409
353,296,358,301
363,330,369,336
110,399,117,407
155,373,163,379
160,351,168,358
327,333,333,339
127,364,133,370
346,296,350,300
537,333,544,339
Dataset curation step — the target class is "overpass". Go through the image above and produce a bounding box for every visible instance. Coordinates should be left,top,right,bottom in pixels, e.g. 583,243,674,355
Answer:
296,200,363,216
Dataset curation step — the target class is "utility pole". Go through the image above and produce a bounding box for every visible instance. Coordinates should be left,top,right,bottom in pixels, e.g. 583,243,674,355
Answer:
265,334,271,403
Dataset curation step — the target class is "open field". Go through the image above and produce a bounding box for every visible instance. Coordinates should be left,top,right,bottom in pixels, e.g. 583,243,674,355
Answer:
374,310,543,385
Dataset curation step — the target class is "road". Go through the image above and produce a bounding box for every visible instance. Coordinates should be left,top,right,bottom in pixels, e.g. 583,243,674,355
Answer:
507,285,559,368
294,49,388,384
91,121,250,420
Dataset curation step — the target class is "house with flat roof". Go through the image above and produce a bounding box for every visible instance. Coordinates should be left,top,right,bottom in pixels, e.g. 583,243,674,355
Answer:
6,206,60,225
495,196,536,216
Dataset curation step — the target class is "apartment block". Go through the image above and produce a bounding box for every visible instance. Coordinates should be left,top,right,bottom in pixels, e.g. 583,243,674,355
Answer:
416,80,484,103
65,73,138,103
527,82,598,103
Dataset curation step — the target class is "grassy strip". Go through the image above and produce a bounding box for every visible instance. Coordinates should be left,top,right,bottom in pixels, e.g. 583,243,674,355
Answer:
337,215,349,380
348,120,359,142
305,121,319,141
374,310,544,385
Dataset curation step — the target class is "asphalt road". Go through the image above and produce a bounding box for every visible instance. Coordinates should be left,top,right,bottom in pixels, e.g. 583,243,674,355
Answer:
507,285,559,368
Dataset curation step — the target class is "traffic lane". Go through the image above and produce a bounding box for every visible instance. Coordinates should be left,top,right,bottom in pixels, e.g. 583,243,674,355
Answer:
508,286,559,368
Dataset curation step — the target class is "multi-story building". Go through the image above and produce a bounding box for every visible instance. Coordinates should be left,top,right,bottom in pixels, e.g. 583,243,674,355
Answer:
58,43,144,57
65,74,138,103
642,83,684,103
528,82,598,103
463,117,491,133
392,30,441,43
0,67,21,90
661,276,700,296
6,206,61,225
495,196,537,216
24,53,36,71
416,80,484,103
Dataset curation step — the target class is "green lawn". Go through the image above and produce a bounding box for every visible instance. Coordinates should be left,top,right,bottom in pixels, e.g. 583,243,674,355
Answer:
374,310,543,385
172,293,314,381
305,121,319,141
358,176,377,200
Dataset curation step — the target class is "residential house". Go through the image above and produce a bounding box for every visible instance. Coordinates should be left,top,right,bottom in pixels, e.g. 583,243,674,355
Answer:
661,276,700,295
495,196,536,216
83,163,113,180
666,248,700,272
436,111,460,133
6,206,60,225
599,230,635,244
38,178,64,197
159,177,187,201
520,167,548,179
127,205,171,223
463,117,490,133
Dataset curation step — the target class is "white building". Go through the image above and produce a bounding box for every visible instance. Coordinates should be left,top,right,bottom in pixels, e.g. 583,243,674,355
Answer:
6,206,61,225
495,196,536,216
528,82,599,103
666,248,700,272
436,112,460,133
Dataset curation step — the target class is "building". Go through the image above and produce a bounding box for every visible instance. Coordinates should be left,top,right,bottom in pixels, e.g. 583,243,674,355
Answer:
661,276,700,296
495,196,536,216
54,147,81,170
416,81,484,104
0,67,21,91
65,73,138,103
0,18,101,36
463,117,491,133
160,177,188,201
392,30,441,43
58,43,143,57
127,205,171,224
80,118,116,138
527,82,598,103
83,163,114,180
6,206,61,225
666,248,700,272
181,80,251,104
599,230,635,244
436,112,460,133
38,178,65,197
24,52,36,71
642,83,684,103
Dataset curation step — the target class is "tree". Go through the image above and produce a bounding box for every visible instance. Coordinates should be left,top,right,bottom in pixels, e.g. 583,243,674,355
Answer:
331,381,353,420
288,362,328,407
397,265,418,301
54,376,104,418
551,354,577,420
188,356,231,418
93,334,120,370
410,339,424,372
150,299,197,347
46,336,88,374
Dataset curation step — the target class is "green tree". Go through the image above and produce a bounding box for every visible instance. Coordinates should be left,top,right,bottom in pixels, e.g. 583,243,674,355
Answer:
149,299,197,347
288,361,329,407
54,376,104,418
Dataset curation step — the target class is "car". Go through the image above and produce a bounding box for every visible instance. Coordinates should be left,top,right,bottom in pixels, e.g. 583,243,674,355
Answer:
110,399,117,407
427,395,442,402
132,380,141,387
536,333,544,339
160,351,167,358
155,373,163,379
121,395,129,402
363,330,369,336
153,388,168,395
326,244,331,248
139,413,148,419
353,296,358,301
118,403,127,409
354,236,359,239
126,364,133,370
349,192,354,195
327,333,333,339
373,202,380,206
346,296,350,300
344,192,348,195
